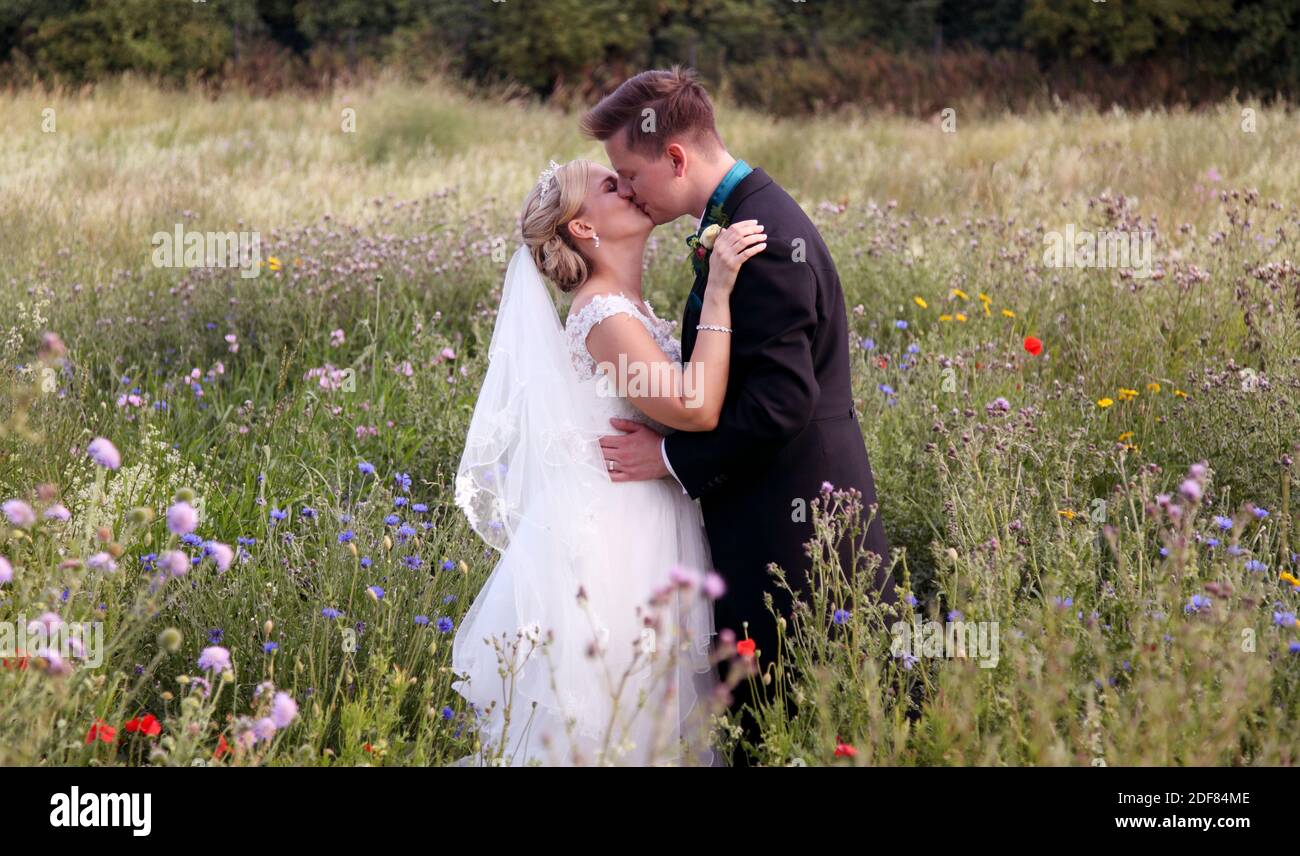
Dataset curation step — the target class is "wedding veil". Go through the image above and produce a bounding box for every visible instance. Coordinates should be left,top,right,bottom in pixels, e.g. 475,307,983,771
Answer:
454,245,607,555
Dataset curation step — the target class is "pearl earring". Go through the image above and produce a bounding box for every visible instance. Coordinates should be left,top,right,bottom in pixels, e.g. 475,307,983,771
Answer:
593,234,600,248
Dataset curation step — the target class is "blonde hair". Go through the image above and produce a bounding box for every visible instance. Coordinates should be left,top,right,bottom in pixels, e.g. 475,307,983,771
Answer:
520,159,593,293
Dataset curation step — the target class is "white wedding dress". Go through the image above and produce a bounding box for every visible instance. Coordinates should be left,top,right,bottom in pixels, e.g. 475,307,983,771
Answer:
450,247,720,767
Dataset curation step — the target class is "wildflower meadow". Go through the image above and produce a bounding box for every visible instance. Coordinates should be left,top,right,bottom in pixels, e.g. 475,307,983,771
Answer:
2,76,1300,767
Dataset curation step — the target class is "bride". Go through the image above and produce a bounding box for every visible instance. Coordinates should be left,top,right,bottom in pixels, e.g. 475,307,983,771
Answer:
450,158,766,766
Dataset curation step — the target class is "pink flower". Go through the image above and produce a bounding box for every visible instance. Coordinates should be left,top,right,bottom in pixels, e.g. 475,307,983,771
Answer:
702,571,726,600
1179,478,1203,504
440,347,456,361
253,717,278,742
159,550,190,577
271,691,299,728
0,555,12,584
3,499,36,528
669,564,700,590
166,501,198,535
206,542,234,572
330,329,345,347
198,645,231,672
87,437,122,470
86,552,118,573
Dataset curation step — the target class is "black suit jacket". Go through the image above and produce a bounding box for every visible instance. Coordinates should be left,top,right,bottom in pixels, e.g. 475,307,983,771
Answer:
663,168,897,660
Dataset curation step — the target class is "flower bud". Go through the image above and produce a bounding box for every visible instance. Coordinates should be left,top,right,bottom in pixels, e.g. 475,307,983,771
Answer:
158,627,183,652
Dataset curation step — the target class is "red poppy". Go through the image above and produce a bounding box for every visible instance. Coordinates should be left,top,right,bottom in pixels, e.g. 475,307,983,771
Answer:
363,742,374,752
2,647,29,670
85,719,116,745
736,639,756,658
834,737,858,758
1023,336,1043,356
876,356,888,369
125,713,162,737
214,733,230,759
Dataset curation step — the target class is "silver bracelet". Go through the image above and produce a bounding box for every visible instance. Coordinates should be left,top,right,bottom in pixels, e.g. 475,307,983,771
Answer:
696,323,733,333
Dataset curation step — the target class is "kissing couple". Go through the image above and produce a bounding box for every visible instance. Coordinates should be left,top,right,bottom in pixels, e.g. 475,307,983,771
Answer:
451,66,897,767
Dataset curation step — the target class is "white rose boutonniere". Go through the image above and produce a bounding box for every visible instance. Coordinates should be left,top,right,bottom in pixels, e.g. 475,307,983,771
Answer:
699,223,723,250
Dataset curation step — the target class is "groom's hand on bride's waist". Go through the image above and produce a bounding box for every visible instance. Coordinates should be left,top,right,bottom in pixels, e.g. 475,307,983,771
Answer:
599,418,668,482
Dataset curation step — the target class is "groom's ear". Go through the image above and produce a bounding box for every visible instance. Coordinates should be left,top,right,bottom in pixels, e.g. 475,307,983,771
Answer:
666,142,688,178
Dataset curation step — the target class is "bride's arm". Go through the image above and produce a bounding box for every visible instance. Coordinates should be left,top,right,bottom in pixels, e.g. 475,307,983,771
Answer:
584,220,766,432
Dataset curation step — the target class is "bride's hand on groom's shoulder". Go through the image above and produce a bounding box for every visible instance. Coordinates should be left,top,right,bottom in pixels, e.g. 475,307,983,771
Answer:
707,220,767,293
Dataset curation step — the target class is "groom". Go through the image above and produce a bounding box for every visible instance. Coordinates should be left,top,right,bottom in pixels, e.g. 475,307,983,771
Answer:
582,67,898,763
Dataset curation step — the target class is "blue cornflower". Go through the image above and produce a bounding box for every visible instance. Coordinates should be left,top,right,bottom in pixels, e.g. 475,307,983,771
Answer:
1290,641,1300,654
397,524,416,542
395,472,411,492
360,556,372,568
263,642,278,653
878,383,895,396
832,609,850,625
1054,595,1073,608
181,533,203,547
1245,560,1267,572
1253,507,1270,519
209,628,224,644
1273,611,1296,627
947,609,964,621
1185,594,1212,614
358,461,375,475
394,497,408,508
300,506,316,519
322,607,342,619
895,320,908,330
441,559,455,571
413,503,428,513
1213,515,1233,530
385,514,400,526
270,507,288,523
404,555,422,569
414,615,430,626
861,337,875,350
338,530,355,544
904,593,918,607
441,706,454,720
368,585,384,600
437,617,454,633
907,343,919,354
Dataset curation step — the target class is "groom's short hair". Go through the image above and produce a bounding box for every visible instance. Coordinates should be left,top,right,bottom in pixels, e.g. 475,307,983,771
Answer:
580,66,724,156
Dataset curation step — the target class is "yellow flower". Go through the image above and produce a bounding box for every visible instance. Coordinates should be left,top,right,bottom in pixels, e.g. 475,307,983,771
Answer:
1118,431,1134,442
1097,398,1114,408
268,256,282,272
1174,389,1188,398
978,292,991,303
1146,382,1161,393
955,313,967,322
1058,509,1077,520
1001,308,1015,318
1281,571,1300,587
914,296,928,309
939,314,953,322
1117,388,1139,401
950,288,969,300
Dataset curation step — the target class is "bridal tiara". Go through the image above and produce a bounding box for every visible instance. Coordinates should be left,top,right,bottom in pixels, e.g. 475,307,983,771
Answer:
536,159,562,191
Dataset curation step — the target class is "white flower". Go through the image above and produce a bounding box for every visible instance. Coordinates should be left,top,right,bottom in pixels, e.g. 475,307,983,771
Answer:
699,223,723,250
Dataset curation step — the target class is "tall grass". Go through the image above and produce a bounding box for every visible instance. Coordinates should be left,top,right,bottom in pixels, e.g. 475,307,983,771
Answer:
1,76,1299,765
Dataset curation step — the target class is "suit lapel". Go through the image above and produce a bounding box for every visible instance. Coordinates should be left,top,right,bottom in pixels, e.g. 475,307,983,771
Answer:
680,168,773,363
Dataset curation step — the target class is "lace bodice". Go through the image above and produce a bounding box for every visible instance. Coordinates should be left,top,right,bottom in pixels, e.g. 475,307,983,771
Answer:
564,292,682,380
564,292,681,436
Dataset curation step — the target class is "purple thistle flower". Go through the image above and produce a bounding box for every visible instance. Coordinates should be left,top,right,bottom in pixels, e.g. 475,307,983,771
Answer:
87,437,122,470
198,645,231,672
